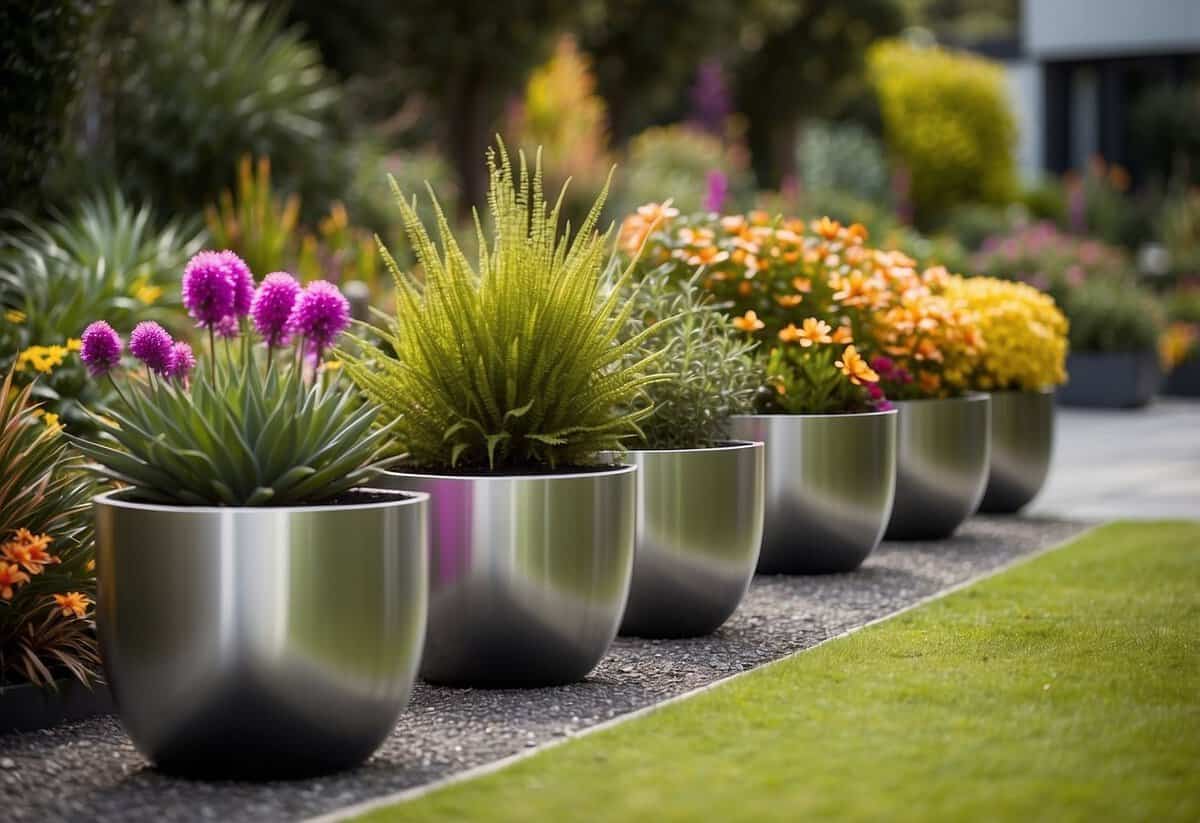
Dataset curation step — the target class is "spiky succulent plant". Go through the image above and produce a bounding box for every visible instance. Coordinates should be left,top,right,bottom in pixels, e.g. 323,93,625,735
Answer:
71,258,398,506
620,269,762,449
343,144,665,469
0,369,99,688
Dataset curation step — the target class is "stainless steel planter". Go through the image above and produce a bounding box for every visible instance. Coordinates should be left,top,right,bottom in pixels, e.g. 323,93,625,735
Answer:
619,442,764,638
886,394,991,540
731,411,897,574
980,389,1054,513
94,489,428,778
380,465,636,687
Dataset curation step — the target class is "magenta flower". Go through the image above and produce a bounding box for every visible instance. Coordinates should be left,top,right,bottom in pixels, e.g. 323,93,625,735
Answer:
703,170,728,213
182,251,238,328
79,321,123,377
129,321,175,375
213,315,240,339
290,280,350,356
222,250,256,316
251,272,302,347
165,341,196,381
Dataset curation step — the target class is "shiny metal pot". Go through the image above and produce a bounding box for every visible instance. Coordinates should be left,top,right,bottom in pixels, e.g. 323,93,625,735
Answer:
94,488,429,779
886,394,991,540
980,389,1055,513
731,411,896,574
381,465,636,687
618,441,763,638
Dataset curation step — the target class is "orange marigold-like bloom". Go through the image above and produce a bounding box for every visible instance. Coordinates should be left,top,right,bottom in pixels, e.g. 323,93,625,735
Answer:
53,592,92,619
733,310,765,333
0,562,30,600
836,345,880,386
831,325,854,344
918,372,942,393
775,294,803,308
685,245,730,267
618,201,679,255
796,317,833,347
2,528,59,575
831,271,877,307
778,323,801,344
791,277,812,294
814,216,841,240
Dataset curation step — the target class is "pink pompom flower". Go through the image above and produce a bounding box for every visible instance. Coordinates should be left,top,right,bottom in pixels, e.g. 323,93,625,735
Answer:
165,341,196,381
289,280,350,358
182,251,238,328
251,272,302,347
129,321,175,375
79,321,123,377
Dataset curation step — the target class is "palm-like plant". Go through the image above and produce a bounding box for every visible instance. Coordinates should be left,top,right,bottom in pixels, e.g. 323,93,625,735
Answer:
344,144,665,469
0,370,98,688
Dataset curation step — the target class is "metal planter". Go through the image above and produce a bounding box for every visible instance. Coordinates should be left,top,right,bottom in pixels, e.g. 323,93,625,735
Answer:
731,411,897,574
618,441,764,638
94,489,428,779
886,394,991,541
380,465,636,687
980,388,1055,513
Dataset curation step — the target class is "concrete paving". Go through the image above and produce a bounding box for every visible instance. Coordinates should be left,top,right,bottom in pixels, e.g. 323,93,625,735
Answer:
1028,399,1200,521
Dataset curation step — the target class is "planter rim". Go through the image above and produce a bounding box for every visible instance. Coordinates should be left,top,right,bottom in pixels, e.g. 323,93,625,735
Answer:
894,391,990,407
93,486,428,515
624,439,761,456
731,408,898,421
986,385,1058,397
385,462,637,482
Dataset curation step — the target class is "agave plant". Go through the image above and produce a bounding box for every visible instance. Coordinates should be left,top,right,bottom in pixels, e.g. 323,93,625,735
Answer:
71,255,399,506
0,369,99,688
620,269,762,449
344,144,665,469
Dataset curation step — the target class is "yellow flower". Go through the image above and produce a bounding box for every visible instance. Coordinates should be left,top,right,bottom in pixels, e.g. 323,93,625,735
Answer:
15,345,69,374
66,337,82,352
732,310,765,333
5,309,26,324
135,284,164,305
53,592,91,619
2,529,59,575
835,345,879,386
831,325,853,344
778,323,801,344
43,412,61,430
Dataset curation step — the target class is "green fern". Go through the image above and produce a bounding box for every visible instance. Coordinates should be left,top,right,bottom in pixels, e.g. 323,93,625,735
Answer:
343,143,666,470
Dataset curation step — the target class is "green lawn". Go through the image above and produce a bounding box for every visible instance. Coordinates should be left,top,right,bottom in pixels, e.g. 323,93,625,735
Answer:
360,521,1200,823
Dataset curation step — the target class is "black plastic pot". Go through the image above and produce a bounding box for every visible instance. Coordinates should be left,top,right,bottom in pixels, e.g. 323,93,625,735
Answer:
0,679,113,734
1163,356,1200,398
1057,351,1159,408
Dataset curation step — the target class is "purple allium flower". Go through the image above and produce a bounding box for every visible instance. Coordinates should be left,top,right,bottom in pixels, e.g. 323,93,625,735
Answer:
79,321,123,377
182,251,238,327
703,170,728,213
165,341,196,381
251,272,301,346
688,60,731,136
221,250,256,316
213,315,240,339
129,321,175,375
289,280,350,355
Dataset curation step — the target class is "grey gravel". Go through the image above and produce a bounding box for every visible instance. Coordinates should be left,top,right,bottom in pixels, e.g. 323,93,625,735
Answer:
0,515,1087,823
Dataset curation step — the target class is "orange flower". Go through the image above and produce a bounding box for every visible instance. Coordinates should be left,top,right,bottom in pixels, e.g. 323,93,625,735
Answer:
835,345,880,385
733,310,765,333
918,372,942,393
685,245,730,267
775,294,803,308
795,317,833,347
618,201,679,255
831,271,877,308
846,222,869,242
814,216,841,240
831,325,854,344
0,562,29,600
2,529,58,575
53,592,91,619
791,277,812,294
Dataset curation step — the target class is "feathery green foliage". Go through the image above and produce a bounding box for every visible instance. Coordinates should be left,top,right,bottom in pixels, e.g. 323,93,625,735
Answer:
71,346,399,507
621,270,761,449
344,144,666,470
0,369,98,688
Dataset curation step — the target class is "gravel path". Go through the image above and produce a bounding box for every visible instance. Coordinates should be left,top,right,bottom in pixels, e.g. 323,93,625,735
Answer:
1,516,1087,823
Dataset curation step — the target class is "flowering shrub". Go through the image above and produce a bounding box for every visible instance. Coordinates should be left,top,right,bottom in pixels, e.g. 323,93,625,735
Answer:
619,270,761,449
0,370,98,688
623,208,985,406
71,252,397,506
944,277,1068,391
1161,322,1199,371
971,221,1128,299
345,145,664,469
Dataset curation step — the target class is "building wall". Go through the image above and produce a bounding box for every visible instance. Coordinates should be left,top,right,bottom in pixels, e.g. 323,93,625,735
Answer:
1003,58,1044,182
1024,0,1200,59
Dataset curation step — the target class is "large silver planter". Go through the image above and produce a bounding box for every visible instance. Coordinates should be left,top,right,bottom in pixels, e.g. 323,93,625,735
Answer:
981,388,1055,513
886,394,991,540
619,441,764,638
380,465,636,687
94,489,429,778
731,411,897,574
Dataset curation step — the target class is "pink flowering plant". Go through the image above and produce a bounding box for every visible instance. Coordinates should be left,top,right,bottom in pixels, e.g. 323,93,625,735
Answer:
69,251,399,506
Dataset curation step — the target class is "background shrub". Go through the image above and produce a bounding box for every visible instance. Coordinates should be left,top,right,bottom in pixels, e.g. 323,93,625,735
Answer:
868,40,1018,225
1064,278,1163,354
